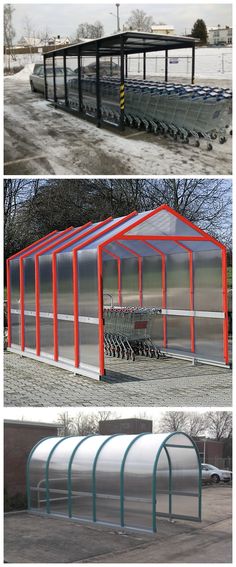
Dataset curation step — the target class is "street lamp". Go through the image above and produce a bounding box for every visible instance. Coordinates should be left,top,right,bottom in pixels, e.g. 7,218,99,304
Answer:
109,4,120,33
116,3,120,32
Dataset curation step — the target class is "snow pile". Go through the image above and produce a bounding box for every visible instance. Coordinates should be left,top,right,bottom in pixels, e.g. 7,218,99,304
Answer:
5,63,36,81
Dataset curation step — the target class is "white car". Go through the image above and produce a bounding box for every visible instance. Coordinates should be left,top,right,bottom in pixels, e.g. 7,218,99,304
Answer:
201,463,232,483
29,64,76,95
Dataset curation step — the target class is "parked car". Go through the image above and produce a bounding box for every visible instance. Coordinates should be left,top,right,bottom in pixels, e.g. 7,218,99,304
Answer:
81,60,120,76
29,64,76,95
201,463,232,483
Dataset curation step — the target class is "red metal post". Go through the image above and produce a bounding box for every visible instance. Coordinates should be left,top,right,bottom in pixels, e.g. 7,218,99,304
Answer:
73,250,79,368
19,258,25,351
97,246,105,376
222,249,229,364
52,254,59,361
6,260,11,347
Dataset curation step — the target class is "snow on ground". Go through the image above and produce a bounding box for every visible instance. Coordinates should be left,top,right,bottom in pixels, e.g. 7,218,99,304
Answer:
4,76,232,176
5,63,35,81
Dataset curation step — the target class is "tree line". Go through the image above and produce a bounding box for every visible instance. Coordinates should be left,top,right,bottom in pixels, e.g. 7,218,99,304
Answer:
4,177,232,264
56,410,232,440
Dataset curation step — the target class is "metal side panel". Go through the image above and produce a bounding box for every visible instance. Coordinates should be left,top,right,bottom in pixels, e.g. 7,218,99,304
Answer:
142,255,162,308
193,250,222,312
121,257,139,306
39,255,54,356
166,253,190,310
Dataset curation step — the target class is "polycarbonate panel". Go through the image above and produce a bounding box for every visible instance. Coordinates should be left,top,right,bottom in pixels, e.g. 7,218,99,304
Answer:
156,449,169,515
194,317,224,362
165,434,193,447
124,434,167,530
171,494,199,518
39,255,54,356
55,56,65,102
41,228,83,255
10,259,20,346
166,316,191,352
24,315,36,350
142,255,162,307
147,239,186,255
193,250,222,312
83,214,147,251
64,222,107,253
29,437,59,511
182,240,218,252
23,257,36,350
166,253,190,310
78,249,98,317
126,210,201,237
103,258,119,307
79,322,99,367
49,437,86,516
118,240,157,257
95,435,137,524
167,446,199,494
71,436,110,519
121,257,139,306
56,252,75,362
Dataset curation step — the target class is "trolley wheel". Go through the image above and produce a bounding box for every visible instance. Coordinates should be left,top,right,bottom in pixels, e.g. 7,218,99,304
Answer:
194,140,200,147
219,136,226,144
156,351,160,359
121,350,125,359
131,352,135,361
230,129,232,136
144,349,149,357
173,133,178,141
210,132,217,140
207,142,213,151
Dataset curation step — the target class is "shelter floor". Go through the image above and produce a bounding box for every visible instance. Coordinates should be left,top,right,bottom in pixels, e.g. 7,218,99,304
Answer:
4,484,232,563
4,350,232,407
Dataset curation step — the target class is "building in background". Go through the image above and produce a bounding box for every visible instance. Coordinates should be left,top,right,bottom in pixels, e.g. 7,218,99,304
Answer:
194,437,232,469
207,25,232,46
4,420,59,509
99,418,153,435
151,24,175,35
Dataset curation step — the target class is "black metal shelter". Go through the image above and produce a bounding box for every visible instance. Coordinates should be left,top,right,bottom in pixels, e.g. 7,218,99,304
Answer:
43,31,198,130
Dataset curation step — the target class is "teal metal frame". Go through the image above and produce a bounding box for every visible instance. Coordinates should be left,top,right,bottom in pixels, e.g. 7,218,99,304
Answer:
27,431,202,533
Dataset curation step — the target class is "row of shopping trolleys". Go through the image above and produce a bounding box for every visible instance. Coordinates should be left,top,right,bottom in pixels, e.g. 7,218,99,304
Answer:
103,306,162,361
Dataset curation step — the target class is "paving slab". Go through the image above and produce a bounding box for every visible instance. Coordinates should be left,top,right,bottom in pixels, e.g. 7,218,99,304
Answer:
4,485,232,563
4,351,231,407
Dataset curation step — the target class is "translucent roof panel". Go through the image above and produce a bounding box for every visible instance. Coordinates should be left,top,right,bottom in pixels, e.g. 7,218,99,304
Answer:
42,224,103,255
26,229,76,258
82,212,149,251
179,239,219,252
125,209,203,237
63,220,116,253
147,239,188,255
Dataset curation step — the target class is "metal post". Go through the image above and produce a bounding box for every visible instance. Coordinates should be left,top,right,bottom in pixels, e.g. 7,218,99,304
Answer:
63,50,68,106
43,55,48,100
143,51,146,80
119,36,125,131
191,44,195,84
165,49,168,82
125,53,128,78
52,54,57,103
77,46,83,114
96,42,101,127
116,3,120,32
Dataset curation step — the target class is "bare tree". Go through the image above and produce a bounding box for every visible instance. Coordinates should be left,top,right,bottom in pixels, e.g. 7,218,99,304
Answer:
205,411,232,440
57,411,74,436
76,21,104,39
157,411,189,432
186,413,206,437
125,9,154,32
4,4,16,70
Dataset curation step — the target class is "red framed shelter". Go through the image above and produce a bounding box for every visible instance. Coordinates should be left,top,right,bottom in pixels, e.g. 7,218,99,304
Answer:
7,205,229,380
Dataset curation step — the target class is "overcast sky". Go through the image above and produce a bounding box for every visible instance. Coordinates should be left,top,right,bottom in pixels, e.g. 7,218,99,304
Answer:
11,3,232,41
4,407,211,426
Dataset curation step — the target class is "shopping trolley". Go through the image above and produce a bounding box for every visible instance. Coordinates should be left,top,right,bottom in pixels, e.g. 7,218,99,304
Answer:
104,306,162,361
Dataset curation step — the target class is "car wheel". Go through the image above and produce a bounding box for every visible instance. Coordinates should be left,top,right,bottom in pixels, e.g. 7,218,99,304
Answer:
30,81,36,93
211,474,220,483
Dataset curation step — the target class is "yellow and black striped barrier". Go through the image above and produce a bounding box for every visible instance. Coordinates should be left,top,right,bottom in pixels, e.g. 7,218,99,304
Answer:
120,83,125,110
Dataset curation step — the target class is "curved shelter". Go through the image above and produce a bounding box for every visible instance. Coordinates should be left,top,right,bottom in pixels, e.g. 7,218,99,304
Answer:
27,432,202,533
7,205,229,380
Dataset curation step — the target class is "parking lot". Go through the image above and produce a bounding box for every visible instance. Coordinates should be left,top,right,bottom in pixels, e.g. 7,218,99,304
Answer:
4,75,232,176
4,351,232,407
4,484,232,563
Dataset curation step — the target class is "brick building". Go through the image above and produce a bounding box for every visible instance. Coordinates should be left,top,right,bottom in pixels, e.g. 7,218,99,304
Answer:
99,418,153,435
194,437,232,469
4,420,59,506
